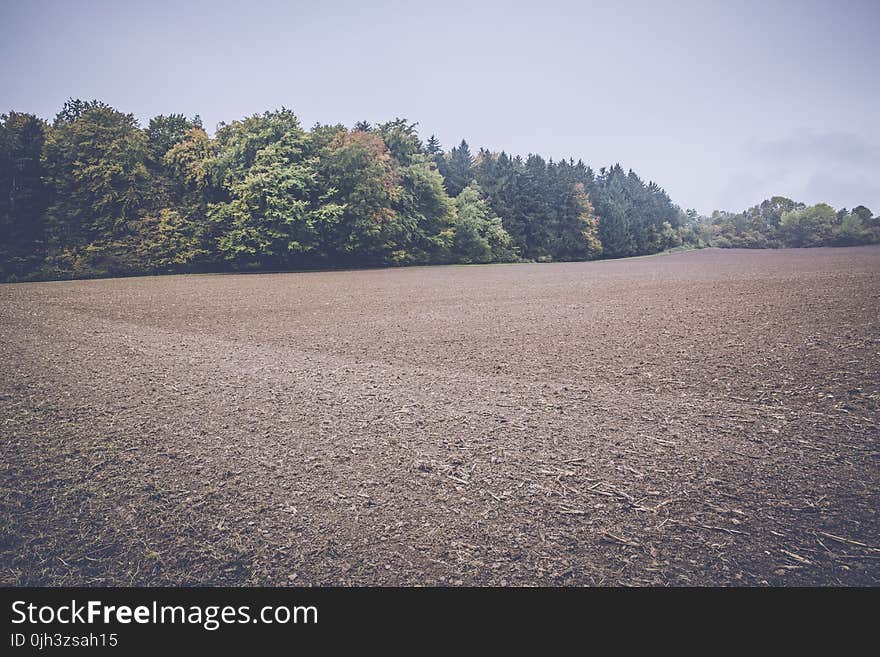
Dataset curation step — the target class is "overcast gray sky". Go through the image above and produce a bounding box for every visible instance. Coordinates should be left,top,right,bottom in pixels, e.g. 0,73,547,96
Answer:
2,0,878,214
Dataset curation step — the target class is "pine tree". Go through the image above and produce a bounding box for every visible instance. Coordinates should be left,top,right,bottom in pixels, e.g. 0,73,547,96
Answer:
425,134,442,155
443,139,474,197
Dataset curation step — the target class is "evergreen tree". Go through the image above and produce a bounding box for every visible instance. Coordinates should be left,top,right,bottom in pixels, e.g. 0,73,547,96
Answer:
8,97,876,283
443,139,474,197
425,134,442,156
0,112,48,279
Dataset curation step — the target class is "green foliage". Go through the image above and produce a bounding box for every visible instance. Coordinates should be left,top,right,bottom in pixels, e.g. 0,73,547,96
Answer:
375,119,423,166
588,165,681,258
851,205,874,226
135,208,210,270
0,112,47,279
443,140,474,197
163,126,217,216
425,134,442,156
571,183,603,259
42,99,152,247
390,154,455,264
2,99,876,283
779,203,837,247
698,198,879,249
474,154,604,260
831,212,872,246
449,183,516,264
207,114,335,266
317,129,401,263
147,114,202,161
210,110,302,189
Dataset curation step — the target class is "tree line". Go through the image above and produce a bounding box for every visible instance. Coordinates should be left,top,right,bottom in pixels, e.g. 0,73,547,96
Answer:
0,101,686,281
2,101,877,282
690,197,879,249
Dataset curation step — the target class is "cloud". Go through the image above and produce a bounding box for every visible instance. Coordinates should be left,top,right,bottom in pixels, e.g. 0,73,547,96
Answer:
727,130,880,212
798,170,880,213
747,131,879,168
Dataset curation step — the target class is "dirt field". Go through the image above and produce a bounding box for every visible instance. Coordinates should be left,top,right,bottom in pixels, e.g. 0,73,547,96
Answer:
1,246,878,586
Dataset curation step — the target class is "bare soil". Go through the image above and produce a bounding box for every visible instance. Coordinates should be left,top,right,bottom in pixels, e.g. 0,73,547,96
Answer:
1,246,878,586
